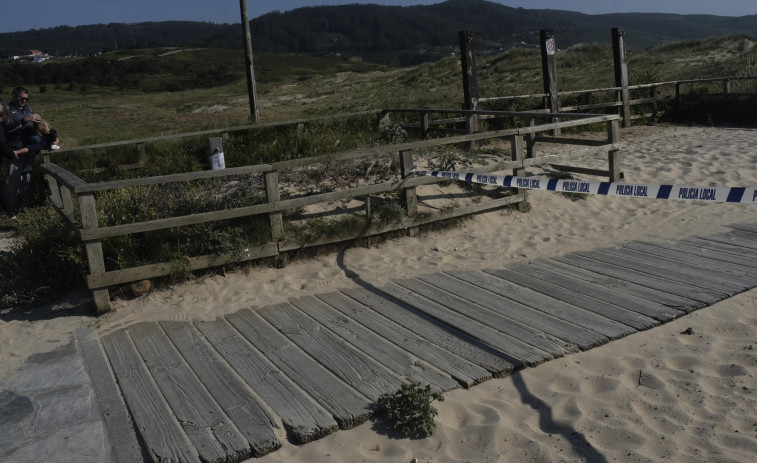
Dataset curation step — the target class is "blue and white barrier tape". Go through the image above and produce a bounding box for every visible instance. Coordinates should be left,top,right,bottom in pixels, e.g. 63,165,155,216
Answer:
413,170,757,203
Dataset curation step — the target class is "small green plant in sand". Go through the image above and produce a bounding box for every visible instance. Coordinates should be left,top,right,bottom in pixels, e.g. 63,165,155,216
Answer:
377,382,444,438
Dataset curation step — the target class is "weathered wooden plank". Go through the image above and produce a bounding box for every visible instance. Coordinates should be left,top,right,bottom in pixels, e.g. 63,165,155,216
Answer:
649,239,757,270
128,323,252,463
691,232,757,253
159,321,281,457
226,309,372,430
679,237,757,261
257,302,405,400
531,258,700,313
459,267,652,333
599,245,756,288
726,228,757,244
492,263,677,323
340,288,520,374
728,223,757,234
317,291,497,386
194,318,338,444
580,249,745,294
101,330,199,463
288,296,459,392
382,281,554,366
620,241,757,280
419,272,612,346
553,253,726,306
78,336,145,463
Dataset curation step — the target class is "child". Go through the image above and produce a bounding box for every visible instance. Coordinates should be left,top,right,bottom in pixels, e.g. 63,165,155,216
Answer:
26,118,60,150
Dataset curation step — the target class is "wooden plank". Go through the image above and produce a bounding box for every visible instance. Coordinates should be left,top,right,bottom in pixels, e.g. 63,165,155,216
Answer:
419,272,613,346
579,249,745,294
288,296,459,392
257,302,405,400
530,258,701,313
456,267,651,333
692,233,757,252
489,263,678,323
597,245,756,289
726,228,757,244
382,281,554,366
679,237,757,261
620,241,757,279
101,330,199,463
728,222,757,234
553,253,727,306
646,240,757,270
193,318,338,444
159,321,281,457
127,323,252,463
317,291,498,386
78,336,145,463
226,309,372,430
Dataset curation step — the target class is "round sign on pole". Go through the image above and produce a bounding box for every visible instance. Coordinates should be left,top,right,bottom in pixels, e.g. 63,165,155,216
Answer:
546,37,556,56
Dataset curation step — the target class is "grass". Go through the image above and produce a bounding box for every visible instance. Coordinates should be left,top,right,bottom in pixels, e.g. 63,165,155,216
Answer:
2,35,756,312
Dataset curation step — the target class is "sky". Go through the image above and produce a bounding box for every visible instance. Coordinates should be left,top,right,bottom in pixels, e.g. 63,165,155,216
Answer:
1,1,757,34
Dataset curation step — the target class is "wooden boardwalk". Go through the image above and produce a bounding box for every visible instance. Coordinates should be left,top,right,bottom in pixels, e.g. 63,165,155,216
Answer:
79,223,757,463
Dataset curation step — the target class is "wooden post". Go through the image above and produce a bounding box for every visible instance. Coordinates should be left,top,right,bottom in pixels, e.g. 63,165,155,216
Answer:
459,31,480,147
208,137,224,170
612,27,631,127
540,30,560,136
723,78,731,95
526,118,536,159
264,171,283,242
510,135,528,212
378,111,391,130
240,0,260,123
420,111,430,139
399,150,417,217
607,120,621,182
79,193,110,314
651,85,658,118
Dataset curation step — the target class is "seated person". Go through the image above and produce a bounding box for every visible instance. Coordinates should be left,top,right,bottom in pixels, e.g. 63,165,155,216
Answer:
26,119,60,150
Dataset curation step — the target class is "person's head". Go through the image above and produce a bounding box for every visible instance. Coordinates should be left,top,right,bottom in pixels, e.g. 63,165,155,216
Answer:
35,119,51,135
11,87,30,109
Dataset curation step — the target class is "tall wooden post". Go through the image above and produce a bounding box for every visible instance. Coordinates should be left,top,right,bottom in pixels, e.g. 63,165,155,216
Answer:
511,135,528,212
80,193,110,313
612,27,631,127
459,31,480,143
540,30,560,135
240,0,260,123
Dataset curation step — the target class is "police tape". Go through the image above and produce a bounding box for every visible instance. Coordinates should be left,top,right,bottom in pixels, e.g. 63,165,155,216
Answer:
413,169,757,203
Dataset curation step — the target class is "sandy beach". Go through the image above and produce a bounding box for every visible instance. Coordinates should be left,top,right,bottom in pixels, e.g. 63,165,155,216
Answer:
1,123,756,462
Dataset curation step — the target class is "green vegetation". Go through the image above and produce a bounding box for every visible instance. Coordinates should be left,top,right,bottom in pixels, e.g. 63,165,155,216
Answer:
1,34,756,313
377,382,445,438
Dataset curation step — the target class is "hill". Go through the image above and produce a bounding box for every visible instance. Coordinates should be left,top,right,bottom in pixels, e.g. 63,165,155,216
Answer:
1,0,756,65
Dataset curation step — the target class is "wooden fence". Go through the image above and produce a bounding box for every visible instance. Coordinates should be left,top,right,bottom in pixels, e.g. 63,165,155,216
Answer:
41,110,621,313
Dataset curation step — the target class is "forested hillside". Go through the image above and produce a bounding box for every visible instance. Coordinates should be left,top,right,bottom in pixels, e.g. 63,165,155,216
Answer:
1,0,756,65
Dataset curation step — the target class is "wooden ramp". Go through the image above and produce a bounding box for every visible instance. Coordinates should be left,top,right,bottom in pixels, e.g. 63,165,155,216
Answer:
80,224,757,462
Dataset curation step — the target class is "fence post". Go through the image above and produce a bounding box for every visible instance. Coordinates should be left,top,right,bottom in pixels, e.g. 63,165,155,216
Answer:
540,30,560,136
421,111,430,139
510,135,528,212
264,171,283,242
526,118,536,159
612,27,631,128
79,192,110,314
723,78,731,95
400,150,417,217
607,120,621,182
651,85,659,118
459,30,480,147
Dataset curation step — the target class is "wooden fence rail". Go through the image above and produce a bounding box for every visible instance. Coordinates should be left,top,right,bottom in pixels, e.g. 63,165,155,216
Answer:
41,111,620,313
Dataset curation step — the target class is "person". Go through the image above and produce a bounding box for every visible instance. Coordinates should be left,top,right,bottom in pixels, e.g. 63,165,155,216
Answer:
4,87,45,153
28,119,60,150
1,102,37,218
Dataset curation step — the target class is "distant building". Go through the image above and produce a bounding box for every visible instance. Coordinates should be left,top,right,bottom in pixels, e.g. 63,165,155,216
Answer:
11,49,51,62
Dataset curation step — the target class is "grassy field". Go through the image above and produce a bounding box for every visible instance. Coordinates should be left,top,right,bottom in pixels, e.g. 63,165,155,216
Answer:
1,34,755,312
2,34,753,148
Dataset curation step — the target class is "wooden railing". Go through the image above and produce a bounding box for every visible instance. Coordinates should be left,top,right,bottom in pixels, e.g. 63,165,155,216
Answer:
477,76,757,126
41,110,621,313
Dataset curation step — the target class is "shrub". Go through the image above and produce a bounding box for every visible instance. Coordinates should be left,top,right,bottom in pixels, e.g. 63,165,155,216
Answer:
377,382,444,438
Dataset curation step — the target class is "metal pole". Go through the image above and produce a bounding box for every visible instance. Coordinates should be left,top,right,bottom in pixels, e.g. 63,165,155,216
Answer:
240,0,260,123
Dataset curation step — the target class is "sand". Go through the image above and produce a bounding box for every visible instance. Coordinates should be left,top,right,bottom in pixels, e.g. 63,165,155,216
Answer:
1,123,755,462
